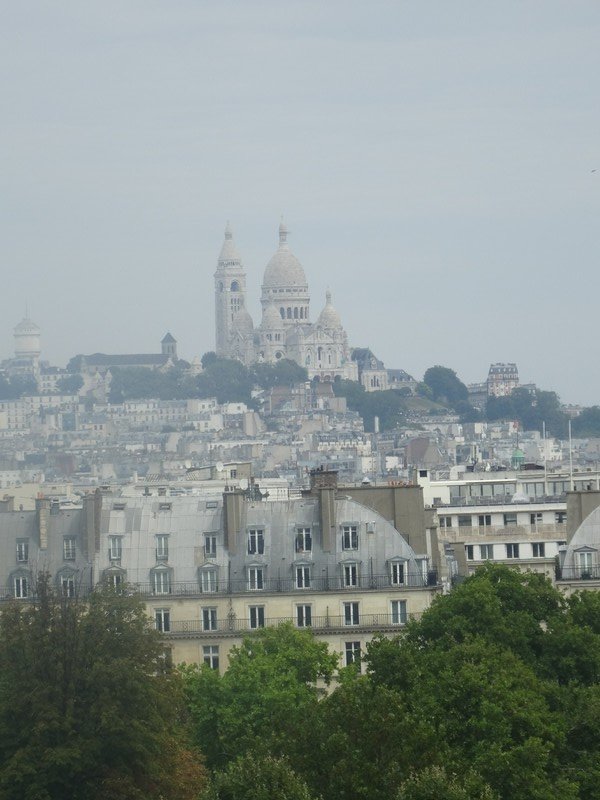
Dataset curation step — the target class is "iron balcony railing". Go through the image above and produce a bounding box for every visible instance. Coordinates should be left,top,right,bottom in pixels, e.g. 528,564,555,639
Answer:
556,566,600,581
164,611,421,637
133,571,439,598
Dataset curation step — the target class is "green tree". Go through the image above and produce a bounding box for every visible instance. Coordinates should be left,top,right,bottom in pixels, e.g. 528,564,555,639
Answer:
183,623,337,770
572,406,600,437
203,754,317,800
422,366,469,408
396,766,496,800
56,374,84,394
0,575,205,800
251,359,308,389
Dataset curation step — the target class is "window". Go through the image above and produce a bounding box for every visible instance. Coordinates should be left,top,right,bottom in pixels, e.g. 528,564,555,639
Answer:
343,564,358,587
155,608,171,633
156,534,169,560
248,567,264,591
391,599,407,625
503,513,518,527
458,515,472,528
506,543,520,559
202,608,218,631
14,576,28,599
578,551,593,576
345,641,361,667
61,576,75,598
296,604,312,627
203,645,219,670
555,512,566,524
480,544,494,560
63,537,76,560
201,569,218,593
439,516,452,528
530,513,543,526
107,573,123,590
296,528,312,553
153,570,170,595
109,536,122,561
478,515,491,527
204,535,217,558
344,601,360,626
296,566,311,589
532,542,546,558
249,606,265,629
390,561,405,585
342,525,358,550
16,541,29,563
247,529,264,555
465,545,474,561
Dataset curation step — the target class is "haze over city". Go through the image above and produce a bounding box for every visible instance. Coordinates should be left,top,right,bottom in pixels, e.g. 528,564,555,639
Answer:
2,1,599,403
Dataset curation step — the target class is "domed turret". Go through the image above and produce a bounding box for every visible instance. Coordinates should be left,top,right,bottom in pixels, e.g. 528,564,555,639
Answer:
261,222,310,326
316,290,342,329
14,316,41,359
218,221,242,267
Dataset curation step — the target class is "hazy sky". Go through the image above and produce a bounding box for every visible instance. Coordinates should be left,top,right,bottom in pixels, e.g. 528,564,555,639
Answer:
2,1,599,404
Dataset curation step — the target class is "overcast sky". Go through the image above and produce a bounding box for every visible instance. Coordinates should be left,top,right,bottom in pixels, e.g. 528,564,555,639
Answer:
1,1,599,404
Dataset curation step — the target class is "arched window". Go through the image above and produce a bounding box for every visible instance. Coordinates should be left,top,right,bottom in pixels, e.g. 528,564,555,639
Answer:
280,307,285,319
306,353,311,366
293,307,299,319
219,281,224,293
317,346,323,361
286,307,292,319
230,280,240,292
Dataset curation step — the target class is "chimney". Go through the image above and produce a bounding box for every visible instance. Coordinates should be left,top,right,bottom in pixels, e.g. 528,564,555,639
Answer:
36,497,50,549
310,468,338,552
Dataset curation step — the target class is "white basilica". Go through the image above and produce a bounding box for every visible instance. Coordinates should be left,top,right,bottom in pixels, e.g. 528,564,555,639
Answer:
214,222,358,381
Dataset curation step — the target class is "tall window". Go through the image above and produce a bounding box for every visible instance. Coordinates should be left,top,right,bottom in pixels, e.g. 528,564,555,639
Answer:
296,528,312,553
203,645,219,670
201,569,218,593
153,570,170,595
344,601,360,626
248,567,264,591
107,573,123,590
155,535,169,560
478,514,491,527
532,542,546,558
343,564,358,587
579,551,593,576
390,561,405,585
506,543,520,559
108,536,122,561
465,545,474,561
342,525,358,550
345,641,361,667
63,537,76,560
296,604,312,628
249,606,265,629
16,541,29,563
480,544,493,560
247,529,264,555
61,576,75,598
14,576,28,599
296,566,311,589
391,599,407,625
202,608,218,631
155,608,171,633
204,535,217,558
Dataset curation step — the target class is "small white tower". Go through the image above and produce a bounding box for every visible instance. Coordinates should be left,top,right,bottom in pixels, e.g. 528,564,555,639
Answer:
214,223,252,358
14,316,41,361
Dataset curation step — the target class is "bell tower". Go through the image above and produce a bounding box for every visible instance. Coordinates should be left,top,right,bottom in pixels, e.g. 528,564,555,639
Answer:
214,223,248,357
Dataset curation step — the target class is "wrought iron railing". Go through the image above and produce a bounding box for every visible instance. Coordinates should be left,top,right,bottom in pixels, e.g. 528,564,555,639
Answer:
555,566,600,581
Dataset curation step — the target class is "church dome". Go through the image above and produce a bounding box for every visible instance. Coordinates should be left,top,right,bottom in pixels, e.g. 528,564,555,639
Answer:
316,291,342,329
261,304,285,329
14,317,40,335
232,308,254,336
262,222,308,289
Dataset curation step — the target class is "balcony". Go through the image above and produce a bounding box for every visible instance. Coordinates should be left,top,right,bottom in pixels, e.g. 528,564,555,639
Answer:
133,571,439,598
555,566,600,582
164,612,422,638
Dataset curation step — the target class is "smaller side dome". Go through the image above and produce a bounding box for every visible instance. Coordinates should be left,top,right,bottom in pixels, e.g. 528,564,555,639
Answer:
232,309,254,336
316,290,342,329
261,304,285,329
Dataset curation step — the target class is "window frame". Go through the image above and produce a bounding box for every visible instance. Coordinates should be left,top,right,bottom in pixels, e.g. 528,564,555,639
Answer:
249,605,265,629
155,608,171,633
342,525,359,551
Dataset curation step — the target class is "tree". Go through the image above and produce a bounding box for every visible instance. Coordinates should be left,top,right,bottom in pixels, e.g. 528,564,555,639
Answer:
183,623,337,770
396,766,496,800
56,374,84,394
251,359,308,389
422,366,469,408
572,406,600,437
0,575,205,800
203,754,317,800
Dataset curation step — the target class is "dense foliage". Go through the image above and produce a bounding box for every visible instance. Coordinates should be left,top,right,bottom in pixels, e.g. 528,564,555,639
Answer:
0,375,37,400
332,379,406,431
182,566,600,800
486,386,567,437
0,576,205,800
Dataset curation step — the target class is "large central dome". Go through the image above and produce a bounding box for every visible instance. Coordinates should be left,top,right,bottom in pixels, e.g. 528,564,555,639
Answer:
262,222,308,289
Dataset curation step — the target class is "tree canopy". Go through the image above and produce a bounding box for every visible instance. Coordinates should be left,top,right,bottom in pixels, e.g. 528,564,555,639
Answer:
0,575,205,800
